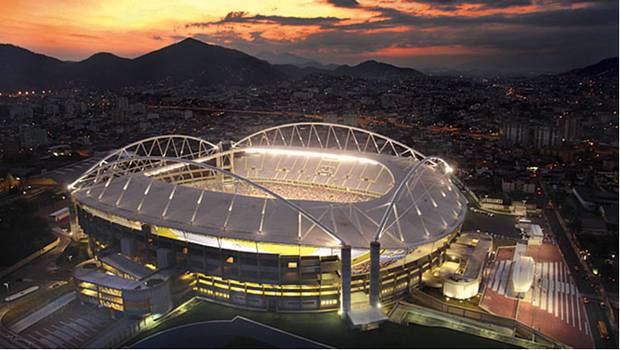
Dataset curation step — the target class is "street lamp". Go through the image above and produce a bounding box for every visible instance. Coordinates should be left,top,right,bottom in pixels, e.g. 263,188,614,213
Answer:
3,282,9,293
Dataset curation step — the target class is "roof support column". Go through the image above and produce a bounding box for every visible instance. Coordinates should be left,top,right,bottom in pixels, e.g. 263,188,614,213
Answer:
68,194,83,241
341,245,351,319
369,241,381,307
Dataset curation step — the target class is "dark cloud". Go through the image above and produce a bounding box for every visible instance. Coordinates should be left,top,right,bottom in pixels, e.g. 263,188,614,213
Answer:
341,1,618,31
184,0,618,73
413,0,533,10
70,33,99,39
325,0,360,8
187,11,344,29
152,35,163,41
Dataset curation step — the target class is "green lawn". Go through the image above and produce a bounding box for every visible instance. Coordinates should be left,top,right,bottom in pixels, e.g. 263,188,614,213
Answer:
126,298,516,349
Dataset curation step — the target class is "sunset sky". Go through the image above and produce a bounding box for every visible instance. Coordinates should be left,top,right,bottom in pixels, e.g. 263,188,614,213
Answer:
1,0,618,73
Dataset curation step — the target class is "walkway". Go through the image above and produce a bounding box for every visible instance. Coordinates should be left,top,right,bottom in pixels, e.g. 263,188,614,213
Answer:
10,292,75,333
481,243,593,348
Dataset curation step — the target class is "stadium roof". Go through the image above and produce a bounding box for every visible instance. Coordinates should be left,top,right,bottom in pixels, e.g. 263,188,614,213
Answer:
70,123,467,250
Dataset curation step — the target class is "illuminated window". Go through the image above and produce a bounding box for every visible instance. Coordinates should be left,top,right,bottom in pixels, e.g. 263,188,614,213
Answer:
225,256,235,264
287,261,298,269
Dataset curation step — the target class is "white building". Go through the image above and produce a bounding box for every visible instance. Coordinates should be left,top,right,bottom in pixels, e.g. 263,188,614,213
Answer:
510,244,535,295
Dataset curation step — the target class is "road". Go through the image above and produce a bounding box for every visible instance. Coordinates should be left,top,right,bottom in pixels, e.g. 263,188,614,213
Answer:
0,230,72,298
544,207,617,348
0,228,72,348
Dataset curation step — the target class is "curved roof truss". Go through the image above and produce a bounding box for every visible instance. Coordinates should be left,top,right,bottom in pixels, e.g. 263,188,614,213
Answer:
69,125,467,249
233,122,426,159
374,156,459,242
73,156,345,247
69,135,218,190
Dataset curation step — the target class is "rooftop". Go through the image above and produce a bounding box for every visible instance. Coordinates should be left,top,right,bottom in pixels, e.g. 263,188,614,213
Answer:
71,124,467,250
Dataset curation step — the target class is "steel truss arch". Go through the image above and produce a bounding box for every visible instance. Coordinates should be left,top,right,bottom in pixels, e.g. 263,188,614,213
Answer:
233,122,426,159
69,135,218,190
373,156,461,242
73,156,345,247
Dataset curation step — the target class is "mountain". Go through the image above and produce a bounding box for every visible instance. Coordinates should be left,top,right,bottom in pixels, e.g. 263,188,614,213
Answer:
0,38,286,89
334,60,424,80
561,57,618,79
273,64,331,80
255,51,340,70
256,51,318,66
0,44,66,89
70,52,134,88
0,39,426,90
274,59,425,81
132,38,285,86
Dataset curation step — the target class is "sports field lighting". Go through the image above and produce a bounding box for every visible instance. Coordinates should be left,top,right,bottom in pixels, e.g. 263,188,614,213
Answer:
244,147,380,165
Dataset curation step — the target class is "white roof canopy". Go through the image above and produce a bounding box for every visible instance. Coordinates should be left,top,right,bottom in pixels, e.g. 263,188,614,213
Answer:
71,123,467,249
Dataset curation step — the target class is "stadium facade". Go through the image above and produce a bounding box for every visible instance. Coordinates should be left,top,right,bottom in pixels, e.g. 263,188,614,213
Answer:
68,123,467,319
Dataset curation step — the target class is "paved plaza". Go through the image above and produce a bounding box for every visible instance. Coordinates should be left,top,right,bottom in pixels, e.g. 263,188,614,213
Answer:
480,243,594,348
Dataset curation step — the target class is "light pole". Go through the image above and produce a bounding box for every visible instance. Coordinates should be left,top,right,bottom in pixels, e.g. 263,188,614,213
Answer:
3,282,9,294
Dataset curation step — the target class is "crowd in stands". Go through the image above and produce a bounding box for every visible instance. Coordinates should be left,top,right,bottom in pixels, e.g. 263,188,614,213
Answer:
235,153,393,195
197,180,375,203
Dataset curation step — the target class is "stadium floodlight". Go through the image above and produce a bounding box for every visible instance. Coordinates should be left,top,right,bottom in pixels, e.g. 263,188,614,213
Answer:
244,147,380,165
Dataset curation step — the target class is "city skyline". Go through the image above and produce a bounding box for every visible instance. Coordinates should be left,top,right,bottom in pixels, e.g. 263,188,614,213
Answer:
1,0,618,74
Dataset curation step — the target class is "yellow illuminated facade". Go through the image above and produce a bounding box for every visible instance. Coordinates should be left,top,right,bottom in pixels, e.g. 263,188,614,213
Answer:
77,280,124,312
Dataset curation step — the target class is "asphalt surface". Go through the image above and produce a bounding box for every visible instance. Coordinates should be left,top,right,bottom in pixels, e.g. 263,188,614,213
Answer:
0,211,73,349
462,211,522,238
544,208,617,348
0,233,72,301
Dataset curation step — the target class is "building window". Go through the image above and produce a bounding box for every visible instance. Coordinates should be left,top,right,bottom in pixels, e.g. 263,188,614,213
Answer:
225,256,235,264
287,261,298,269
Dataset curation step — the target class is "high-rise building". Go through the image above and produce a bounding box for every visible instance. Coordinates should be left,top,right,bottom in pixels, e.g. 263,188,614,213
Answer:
501,120,532,146
556,115,581,143
19,125,49,148
502,117,579,148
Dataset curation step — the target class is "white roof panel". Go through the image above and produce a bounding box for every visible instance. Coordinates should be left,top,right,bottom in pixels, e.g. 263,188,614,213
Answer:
74,147,467,249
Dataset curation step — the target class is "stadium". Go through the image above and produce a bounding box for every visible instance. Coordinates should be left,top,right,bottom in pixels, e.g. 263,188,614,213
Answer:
67,123,467,320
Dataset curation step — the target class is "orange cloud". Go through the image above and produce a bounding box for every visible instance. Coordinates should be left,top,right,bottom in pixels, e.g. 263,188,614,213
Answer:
0,0,614,70
367,45,497,57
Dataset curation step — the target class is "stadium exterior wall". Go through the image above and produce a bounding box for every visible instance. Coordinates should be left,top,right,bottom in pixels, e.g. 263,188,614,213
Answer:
76,204,460,312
